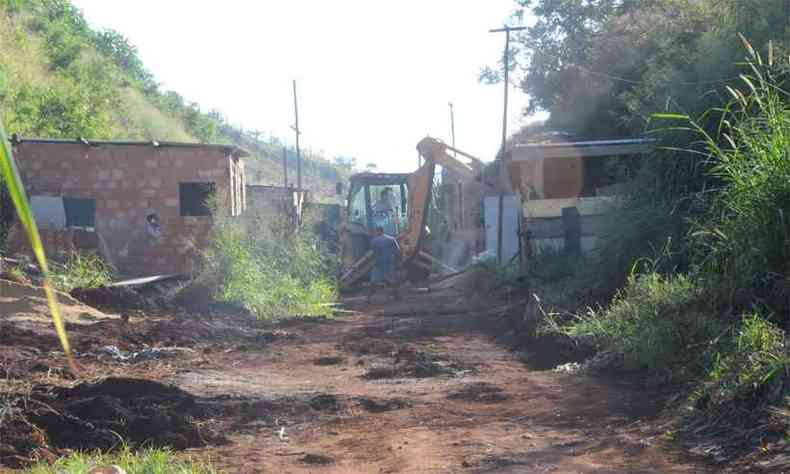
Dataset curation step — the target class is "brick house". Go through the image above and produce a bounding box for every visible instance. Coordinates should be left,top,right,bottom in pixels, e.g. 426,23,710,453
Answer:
6,138,247,276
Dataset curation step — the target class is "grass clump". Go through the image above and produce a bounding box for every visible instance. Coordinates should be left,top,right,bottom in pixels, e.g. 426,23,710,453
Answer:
554,272,723,376
204,206,337,320
697,313,789,412
50,251,112,292
26,446,214,474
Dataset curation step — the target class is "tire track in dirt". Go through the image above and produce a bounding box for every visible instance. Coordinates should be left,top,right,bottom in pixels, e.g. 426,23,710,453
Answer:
166,292,715,473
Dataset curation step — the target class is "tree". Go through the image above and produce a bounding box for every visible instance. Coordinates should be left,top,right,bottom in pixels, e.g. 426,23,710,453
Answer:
497,0,788,138
93,29,155,89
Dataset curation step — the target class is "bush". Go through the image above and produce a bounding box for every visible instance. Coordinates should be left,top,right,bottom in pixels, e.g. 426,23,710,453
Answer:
699,313,789,411
51,251,112,292
558,272,723,375
204,206,337,319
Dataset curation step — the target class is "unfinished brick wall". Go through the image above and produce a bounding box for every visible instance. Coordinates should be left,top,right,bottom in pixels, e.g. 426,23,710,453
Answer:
11,141,246,276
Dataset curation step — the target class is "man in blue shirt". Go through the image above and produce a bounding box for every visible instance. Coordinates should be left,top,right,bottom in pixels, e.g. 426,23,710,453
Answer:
368,226,401,304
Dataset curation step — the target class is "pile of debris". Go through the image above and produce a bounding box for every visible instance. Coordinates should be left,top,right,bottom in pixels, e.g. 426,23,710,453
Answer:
70,274,190,312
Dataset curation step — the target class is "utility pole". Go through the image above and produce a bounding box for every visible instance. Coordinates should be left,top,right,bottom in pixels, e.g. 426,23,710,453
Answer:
448,102,457,157
490,25,525,265
292,79,302,190
449,101,462,230
489,25,525,161
282,145,288,188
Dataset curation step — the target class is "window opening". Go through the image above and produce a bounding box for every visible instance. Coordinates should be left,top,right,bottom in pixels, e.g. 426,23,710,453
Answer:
63,197,95,228
180,182,215,217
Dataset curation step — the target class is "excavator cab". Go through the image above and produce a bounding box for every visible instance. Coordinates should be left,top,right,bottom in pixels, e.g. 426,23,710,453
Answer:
342,173,411,268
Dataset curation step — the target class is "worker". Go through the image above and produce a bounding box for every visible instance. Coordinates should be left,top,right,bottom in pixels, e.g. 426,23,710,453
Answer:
372,188,397,215
371,188,398,234
367,225,401,304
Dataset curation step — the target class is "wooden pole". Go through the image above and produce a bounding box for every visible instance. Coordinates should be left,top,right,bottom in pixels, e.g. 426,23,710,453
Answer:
490,25,525,265
292,79,301,190
282,146,288,188
449,102,457,157
497,193,504,265
489,26,525,161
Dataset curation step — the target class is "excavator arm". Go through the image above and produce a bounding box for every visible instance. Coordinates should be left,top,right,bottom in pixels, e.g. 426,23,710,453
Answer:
416,136,482,181
401,136,482,261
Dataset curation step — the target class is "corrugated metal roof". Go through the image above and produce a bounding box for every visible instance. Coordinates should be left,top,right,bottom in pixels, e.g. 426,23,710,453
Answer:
510,138,656,161
513,138,656,149
10,136,250,157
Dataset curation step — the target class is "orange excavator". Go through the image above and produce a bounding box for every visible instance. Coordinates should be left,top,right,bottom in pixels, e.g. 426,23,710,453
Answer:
339,136,483,290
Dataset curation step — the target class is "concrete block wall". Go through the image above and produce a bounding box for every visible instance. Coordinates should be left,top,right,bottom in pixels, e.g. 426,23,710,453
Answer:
11,141,245,276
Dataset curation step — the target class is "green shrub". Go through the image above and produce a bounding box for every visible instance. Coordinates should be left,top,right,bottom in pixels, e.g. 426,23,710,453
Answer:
700,313,789,410
204,206,337,319
51,251,111,292
26,446,214,474
559,272,723,374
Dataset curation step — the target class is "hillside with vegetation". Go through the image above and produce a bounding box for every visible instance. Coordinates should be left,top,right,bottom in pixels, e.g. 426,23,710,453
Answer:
495,0,790,465
0,0,353,201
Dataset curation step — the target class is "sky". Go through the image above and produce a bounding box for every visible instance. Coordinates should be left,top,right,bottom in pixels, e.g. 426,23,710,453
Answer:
72,0,544,172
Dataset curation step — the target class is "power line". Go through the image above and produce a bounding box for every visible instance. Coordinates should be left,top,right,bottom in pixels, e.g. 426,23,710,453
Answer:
516,42,742,86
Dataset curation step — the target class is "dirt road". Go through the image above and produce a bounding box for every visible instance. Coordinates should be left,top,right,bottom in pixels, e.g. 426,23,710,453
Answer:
165,291,713,473
1,280,717,472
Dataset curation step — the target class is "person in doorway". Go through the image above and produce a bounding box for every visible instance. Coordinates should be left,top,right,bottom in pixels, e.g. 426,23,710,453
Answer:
145,213,162,240
367,226,401,304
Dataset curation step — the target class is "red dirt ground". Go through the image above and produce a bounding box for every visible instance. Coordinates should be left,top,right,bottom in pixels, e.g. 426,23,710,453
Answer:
1,280,723,473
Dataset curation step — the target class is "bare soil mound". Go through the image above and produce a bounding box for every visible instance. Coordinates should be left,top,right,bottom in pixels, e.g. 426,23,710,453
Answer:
0,280,114,327
28,377,223,450
2,377,225,467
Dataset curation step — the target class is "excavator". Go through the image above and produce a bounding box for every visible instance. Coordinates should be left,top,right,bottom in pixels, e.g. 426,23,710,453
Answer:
339,136,483,290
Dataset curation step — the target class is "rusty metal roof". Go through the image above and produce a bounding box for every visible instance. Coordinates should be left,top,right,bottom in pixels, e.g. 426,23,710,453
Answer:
10,136,251,158
510,138,656,160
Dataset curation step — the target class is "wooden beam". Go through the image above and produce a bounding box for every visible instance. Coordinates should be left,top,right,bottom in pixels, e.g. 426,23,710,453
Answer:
511,140,655,161
524,196,614,218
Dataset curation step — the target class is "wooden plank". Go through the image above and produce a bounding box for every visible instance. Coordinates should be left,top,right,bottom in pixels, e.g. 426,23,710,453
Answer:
532,236,598,254
511,140,655,161
340,251,374,289
562,207,581,254
418,251,459,274
524,196,614,219
526,215,609,239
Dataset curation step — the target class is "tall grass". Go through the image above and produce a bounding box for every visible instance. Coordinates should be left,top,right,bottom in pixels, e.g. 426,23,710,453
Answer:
681,40,790,314
542,41,790,420
0,114,73,370
204,205,337,319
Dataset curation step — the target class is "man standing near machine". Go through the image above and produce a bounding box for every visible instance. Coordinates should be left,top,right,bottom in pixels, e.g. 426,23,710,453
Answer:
367,225,401,304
